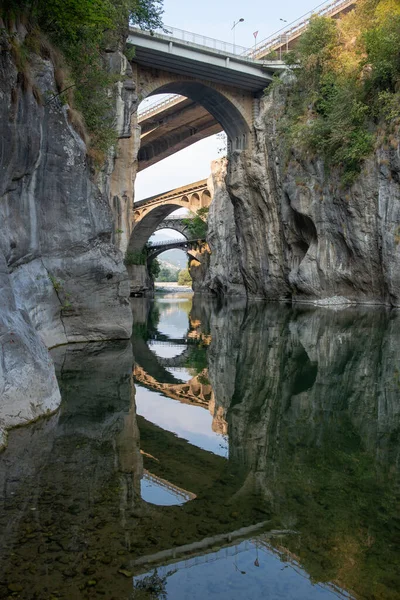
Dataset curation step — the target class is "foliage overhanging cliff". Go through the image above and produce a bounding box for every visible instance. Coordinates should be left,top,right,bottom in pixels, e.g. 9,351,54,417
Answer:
0,0,163,161
197,0,400,305
274,0,400,185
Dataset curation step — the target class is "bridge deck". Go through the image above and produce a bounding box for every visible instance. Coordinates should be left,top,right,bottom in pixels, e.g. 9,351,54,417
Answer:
128,28,281,92
135,179,208,208
135,0,358,122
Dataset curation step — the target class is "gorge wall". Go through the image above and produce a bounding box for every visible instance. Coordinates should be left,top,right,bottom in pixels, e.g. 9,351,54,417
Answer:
200,89,400,306
0,26,134,446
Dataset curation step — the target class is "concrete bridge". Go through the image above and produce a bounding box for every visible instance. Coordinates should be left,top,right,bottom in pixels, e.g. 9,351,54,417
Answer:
129,179,210,255
138,96,222,171
251,0,356,60
128,24,283,171
134,0,358,165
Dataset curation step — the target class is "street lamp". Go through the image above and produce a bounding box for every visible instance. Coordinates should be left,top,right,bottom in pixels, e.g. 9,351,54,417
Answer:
231,17,244,52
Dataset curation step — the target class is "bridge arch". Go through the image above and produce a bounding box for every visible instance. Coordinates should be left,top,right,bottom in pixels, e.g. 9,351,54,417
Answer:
147,241,197,263
139,80,251,153
129,180,211,254
202,189,211,204
128,203,186,253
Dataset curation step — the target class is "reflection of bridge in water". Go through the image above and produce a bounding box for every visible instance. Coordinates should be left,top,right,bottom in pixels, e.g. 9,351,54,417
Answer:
132,527,352,599
134,366,210,409
142,469,197,503
134,365,227,435
148,346,191,369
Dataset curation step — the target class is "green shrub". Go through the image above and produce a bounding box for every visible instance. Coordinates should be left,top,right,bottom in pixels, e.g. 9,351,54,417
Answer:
1,0,163,162
278,4,400,186
182,207,208,239
124,250,147,266
178,268,192,286
149,258,160,279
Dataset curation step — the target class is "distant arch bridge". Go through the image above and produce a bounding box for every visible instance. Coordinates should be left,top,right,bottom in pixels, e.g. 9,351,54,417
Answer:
128,179,211,256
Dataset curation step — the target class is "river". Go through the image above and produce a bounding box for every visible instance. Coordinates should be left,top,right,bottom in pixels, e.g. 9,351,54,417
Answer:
0,292,399,599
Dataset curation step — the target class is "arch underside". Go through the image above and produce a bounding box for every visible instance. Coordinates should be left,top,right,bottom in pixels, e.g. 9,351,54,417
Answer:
129,203,188,253
148,245,189,262
155,224,189,239
147,82,250,151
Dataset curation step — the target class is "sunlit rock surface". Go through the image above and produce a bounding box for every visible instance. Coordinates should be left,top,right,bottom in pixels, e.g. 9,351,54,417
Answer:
0,32,133,442
0,252,60,449
191,159,245,295
201,90,400,305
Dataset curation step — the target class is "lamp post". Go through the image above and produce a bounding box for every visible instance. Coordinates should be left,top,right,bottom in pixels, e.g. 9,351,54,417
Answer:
231,17,244,53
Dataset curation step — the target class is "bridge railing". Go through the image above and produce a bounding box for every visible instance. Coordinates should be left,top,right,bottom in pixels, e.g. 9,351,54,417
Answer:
138,94,185,120
135,0,356,121
160,215,193,221
148,237,202,247
130,25,251,58
247,0,356,59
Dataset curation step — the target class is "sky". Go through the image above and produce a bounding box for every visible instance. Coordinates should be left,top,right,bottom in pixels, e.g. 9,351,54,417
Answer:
135,0,326,202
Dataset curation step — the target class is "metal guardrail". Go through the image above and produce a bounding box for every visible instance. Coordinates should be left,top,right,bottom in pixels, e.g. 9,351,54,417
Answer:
248,0,356,58
138,94,185,120
158,215,192,221
133,24,251,57
148,237,203,248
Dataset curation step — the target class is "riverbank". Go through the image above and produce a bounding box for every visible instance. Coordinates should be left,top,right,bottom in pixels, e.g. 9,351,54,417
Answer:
154,282,193,294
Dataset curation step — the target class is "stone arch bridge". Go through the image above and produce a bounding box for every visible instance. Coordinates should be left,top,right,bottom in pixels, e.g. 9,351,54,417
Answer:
129,179,211,256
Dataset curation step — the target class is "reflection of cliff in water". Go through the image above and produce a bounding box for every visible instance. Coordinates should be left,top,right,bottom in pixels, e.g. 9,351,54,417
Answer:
0,339,258,598
204,299,400,600
0,296,399,599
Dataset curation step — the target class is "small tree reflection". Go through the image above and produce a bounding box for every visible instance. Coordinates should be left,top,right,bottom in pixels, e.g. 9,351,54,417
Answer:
131,568,177,599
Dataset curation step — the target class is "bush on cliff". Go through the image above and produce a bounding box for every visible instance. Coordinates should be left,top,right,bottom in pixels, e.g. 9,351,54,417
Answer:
1,0,163,161
182,207,209,239
178,268,192,286
276,0,400,185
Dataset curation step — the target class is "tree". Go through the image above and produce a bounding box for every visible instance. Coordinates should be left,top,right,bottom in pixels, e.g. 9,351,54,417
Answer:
157,266,179,282
182,207,209,239
178,268,192,286
149,258,160,280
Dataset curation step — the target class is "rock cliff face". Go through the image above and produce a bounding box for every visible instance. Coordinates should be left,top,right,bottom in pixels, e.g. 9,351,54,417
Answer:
0,253,60,449
203,90,400,306
0,29,133,443
191,160,246,296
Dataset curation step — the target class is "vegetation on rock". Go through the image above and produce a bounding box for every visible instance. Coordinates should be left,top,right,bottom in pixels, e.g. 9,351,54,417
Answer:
178,268,192,286
275,0,400,185
1,0,163,161
182,207,209,239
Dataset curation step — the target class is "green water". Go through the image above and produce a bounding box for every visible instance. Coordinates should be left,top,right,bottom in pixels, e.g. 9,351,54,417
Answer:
0,294,399,599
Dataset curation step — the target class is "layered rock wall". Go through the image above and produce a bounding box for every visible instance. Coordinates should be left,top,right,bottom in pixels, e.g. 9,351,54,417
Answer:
202,89,400,306
191,160,246,296
0,28,133,443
